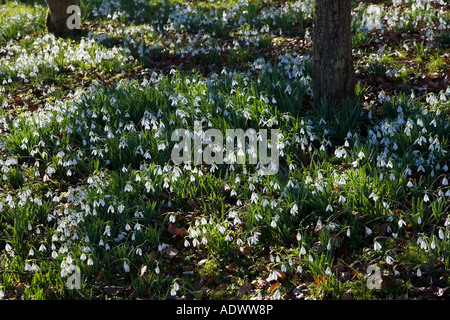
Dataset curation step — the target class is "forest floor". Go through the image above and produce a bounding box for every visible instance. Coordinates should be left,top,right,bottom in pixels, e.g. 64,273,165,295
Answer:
0,0,449,300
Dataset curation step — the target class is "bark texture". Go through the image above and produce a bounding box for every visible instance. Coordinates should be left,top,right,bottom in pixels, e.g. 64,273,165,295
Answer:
312,0,355,106
45,0,78,37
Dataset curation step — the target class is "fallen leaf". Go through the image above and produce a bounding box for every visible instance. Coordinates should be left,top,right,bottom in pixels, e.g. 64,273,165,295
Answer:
168,223,187,237
256,274,269,289
165,246,178,259
226,262,240,273
15,283,26,296
205,276,218,286
238,246,253,256
434,286,449,297
269,282,280,292
239,284,252,295
315,276,327,285
148,251,157,261
103,286,125,296
185,198,199,209
255,264,268,272
341,292,353,300
44,287,55,296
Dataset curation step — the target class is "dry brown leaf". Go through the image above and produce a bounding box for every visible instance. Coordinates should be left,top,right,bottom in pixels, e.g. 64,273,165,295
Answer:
315,276,327,285
103,286,125,296
238,246,253,256
269,282,280,292
15,283,26,296
226,262,240,273
239,284,252,295
256,264,268,272
185,198,199,209
256,277,268,289
148,251,157,261
341,292,354,300
168,223,187,237
165,246,179,259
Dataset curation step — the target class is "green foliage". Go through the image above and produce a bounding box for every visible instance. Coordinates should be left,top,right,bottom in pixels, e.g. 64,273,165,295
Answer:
0,0,449,301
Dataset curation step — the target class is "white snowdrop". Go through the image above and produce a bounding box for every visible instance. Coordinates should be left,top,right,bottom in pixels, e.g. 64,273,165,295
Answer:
386,256,394,265
374,241,382,251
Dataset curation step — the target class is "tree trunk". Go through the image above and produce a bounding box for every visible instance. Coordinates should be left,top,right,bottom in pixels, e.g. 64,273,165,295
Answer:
312,0,355,106
45,0,78,37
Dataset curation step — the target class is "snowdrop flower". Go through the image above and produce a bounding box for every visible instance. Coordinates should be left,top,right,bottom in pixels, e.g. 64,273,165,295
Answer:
171,282,179,296
369,192,379,202
374,241,382,251
290,204,298,216
431,239,436,250
123,261,130,273
273,289,281,300
386,256,394,265
438,229,445,240
316,218,322,228
300,246,306,255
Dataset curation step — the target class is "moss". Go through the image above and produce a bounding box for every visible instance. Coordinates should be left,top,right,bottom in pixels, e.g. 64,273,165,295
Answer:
400,243,428,265
197,259,221,279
